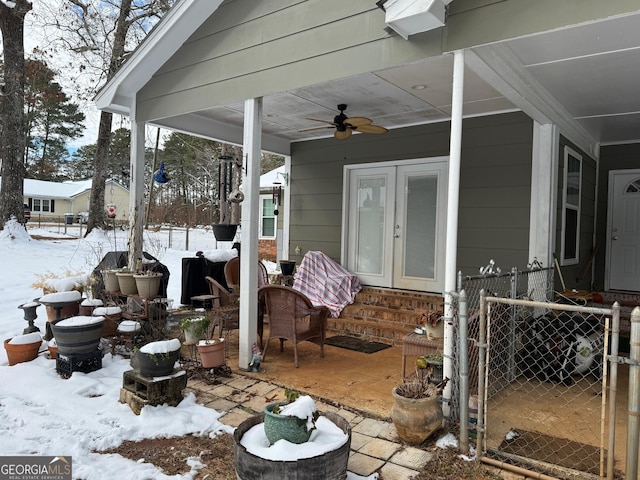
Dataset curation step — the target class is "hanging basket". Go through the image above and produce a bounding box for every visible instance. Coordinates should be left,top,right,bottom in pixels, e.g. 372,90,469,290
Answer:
212,224,238,241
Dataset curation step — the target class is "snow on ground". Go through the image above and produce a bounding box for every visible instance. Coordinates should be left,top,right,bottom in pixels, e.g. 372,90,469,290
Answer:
0,221,377,479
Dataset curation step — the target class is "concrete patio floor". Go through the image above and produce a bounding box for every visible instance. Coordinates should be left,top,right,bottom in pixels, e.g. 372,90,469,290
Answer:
181,331,443,479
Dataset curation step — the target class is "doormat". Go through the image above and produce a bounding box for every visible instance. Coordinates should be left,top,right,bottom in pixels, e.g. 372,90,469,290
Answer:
325,336,391,354
498,428,604,476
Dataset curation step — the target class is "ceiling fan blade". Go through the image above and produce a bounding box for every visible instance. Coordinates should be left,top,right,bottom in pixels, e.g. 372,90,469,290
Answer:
344,116,372,127
334,128,352,140
306,117,337,125
354,124,389,134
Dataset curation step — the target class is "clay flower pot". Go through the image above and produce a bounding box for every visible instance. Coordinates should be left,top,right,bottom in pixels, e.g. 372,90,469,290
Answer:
116,271,137,295
4,333,43,366
101,269,121,292
391,386,443,445
197,339,225,368
133,272,162,299
263,395,318,445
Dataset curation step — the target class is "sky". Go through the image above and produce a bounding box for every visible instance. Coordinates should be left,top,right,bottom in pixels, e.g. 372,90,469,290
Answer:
0,221,381,479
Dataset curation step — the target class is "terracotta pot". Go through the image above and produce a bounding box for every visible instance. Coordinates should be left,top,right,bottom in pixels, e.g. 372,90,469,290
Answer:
116,272,137,295
93,306,122,337
197,339,225,368
133,273,162,299
48,345,58,360
263,402,313,445
79,299,103,316
4,336,42,366
391,387,442,445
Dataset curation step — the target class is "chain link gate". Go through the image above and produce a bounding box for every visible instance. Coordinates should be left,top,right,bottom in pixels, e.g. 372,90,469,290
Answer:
449,267,554,423
472,294,622,479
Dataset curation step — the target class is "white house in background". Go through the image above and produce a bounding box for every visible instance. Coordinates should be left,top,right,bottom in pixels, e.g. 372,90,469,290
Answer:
259,165,288,262
22,178,129,223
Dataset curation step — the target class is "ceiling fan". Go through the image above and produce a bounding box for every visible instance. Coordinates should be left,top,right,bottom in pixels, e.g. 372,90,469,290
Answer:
303,104,389,140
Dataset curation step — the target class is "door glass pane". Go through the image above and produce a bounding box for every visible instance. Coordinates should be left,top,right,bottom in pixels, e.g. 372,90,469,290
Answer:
356,177,386,274
404,175,437,279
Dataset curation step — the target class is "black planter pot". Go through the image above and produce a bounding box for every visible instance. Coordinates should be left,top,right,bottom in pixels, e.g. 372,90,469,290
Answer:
212,224,238,241
134,348,180,377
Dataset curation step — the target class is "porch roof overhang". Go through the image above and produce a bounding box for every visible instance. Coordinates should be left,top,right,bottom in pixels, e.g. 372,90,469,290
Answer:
94,1,640,157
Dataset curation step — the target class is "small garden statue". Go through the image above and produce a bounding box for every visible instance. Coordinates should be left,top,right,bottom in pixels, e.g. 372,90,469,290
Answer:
249,342,262,372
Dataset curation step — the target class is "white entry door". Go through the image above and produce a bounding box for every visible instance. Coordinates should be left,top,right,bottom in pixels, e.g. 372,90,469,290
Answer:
607,169,640,291
345,160,447,292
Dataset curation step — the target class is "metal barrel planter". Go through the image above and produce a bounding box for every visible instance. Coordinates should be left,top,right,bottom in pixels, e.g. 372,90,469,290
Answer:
234,411,351,480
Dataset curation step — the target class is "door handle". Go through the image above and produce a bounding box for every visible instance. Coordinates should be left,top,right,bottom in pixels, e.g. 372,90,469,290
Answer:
612,236,618,240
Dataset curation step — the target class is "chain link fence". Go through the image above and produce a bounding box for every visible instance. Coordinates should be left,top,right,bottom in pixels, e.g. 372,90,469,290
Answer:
449,266,554,421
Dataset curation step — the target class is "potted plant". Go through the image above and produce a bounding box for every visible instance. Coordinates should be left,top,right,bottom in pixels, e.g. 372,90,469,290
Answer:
3,332,43,366
391,369,447,445
196,338,225,368
420,352,444,384
115,268,137,295
132,338,181,377
180,315,211,345
263,389,320,445
101,268,121,292
133,270,163,298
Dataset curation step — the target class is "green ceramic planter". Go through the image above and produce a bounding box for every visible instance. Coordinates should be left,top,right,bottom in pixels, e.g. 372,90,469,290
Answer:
263,402,313,445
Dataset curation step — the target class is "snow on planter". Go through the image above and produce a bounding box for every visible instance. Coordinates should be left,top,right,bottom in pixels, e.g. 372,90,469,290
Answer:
139,338,181,354
8,332,43,345
55,315,105,327
40,291,82,303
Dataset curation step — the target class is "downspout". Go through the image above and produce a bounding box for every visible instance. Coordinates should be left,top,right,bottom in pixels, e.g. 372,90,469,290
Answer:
238,97,262,370
127,98,145,270
443,49,464,418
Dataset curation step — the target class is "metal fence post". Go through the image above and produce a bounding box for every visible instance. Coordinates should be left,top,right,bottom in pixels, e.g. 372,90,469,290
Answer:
477,289,487,455
458,289,469,453
608,302,620,480
626,306,640,480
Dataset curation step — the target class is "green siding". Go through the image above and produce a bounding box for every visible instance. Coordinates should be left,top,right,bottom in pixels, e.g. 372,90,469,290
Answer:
288,111,534,275
137,0,443,122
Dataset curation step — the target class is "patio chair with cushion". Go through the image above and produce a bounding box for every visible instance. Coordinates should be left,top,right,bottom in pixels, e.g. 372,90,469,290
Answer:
258,285,330,368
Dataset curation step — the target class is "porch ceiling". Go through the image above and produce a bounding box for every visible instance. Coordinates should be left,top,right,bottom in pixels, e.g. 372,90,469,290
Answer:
152,11,640,155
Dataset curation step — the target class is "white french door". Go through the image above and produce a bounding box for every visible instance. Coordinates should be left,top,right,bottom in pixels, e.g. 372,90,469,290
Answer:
345,159,447,292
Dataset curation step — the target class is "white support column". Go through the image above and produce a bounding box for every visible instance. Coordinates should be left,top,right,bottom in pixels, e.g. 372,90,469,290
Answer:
238,97,262,370
280,155,291,261
127,104,146,270
529,122,558,269
443,49,465,417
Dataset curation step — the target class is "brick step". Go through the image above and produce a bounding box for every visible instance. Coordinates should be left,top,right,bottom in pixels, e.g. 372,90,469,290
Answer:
354,287,443,311
326,316,413,347
330,287,444,346
341,303,425,324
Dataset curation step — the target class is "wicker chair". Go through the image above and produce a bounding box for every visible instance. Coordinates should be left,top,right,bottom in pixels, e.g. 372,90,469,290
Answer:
205,275,240,338
205,272,266,346
258,285,330,368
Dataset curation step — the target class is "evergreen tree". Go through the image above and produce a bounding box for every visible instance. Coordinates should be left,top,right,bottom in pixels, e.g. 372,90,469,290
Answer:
23,59,85,180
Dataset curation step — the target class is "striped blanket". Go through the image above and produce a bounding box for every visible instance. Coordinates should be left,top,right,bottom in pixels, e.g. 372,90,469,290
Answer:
293,251,362,318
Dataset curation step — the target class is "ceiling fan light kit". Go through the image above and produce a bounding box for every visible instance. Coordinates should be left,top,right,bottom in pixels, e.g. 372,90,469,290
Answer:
304,104,388,140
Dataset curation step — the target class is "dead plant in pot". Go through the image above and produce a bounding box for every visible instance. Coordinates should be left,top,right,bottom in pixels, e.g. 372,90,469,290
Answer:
392,368,449,445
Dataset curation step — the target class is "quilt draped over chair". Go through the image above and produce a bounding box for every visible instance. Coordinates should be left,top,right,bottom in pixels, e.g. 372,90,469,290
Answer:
293,251,362,318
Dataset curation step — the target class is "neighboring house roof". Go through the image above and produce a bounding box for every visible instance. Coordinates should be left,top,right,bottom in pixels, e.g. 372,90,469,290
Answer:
260,166,285,190
20,179,128,200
